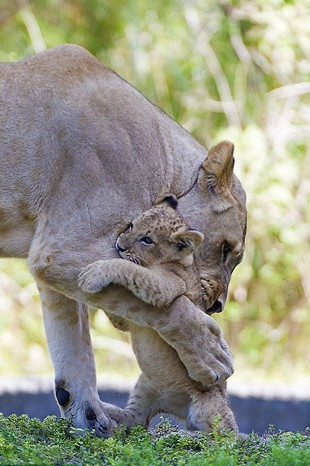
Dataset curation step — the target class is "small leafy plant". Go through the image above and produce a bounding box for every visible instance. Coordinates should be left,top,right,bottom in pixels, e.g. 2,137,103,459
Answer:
0,414,309,465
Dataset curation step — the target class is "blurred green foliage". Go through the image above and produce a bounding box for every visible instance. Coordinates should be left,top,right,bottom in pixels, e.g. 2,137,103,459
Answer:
0,0,309,383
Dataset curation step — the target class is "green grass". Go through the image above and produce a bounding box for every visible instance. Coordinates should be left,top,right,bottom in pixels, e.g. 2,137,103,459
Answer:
0,414,309,465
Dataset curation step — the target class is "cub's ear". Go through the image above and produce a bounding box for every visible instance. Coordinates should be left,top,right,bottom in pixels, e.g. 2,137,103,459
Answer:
199,140,235,212
172,228,205,254
154,193,178,210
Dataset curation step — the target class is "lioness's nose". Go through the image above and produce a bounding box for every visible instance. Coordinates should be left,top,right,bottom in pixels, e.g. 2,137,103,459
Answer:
207,300,223,314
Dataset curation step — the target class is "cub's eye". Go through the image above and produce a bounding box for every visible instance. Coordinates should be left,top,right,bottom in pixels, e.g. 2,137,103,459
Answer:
127,222,133,232
222,241,233,262
140,236,153,245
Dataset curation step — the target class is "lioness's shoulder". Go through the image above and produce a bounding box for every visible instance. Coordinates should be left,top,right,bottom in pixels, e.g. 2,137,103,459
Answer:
19,44,105,74
21,44,96,63
1,44,114,93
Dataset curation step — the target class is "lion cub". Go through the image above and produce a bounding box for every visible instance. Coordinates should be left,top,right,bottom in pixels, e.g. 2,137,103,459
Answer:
78,196,237,433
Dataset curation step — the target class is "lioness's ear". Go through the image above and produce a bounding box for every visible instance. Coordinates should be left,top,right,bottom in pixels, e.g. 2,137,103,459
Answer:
172,228,205,254
199,140,235,212
154,193,178,210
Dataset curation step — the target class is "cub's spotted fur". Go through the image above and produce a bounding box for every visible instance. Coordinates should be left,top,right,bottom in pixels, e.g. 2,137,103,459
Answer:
79,197,237,433
79,195,204,307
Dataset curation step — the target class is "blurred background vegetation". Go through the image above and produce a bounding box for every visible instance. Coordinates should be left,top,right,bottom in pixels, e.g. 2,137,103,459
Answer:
0,0,309,385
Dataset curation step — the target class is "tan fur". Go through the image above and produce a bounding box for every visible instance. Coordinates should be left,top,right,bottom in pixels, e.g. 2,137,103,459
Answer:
79,201,237,433
79,201,204,307
0,45,246,436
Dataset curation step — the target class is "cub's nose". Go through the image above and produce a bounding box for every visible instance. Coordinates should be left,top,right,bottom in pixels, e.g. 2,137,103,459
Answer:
115,240,126,253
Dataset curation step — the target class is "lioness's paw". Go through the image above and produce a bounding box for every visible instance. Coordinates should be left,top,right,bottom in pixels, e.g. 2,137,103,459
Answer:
60,395,118,438
167,296,234,388
78,263,112,292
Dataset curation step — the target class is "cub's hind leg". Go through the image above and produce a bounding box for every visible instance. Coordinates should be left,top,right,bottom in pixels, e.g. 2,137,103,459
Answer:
125,377,238,435
124,374,163,427
103,373,164,429
187,384,238,434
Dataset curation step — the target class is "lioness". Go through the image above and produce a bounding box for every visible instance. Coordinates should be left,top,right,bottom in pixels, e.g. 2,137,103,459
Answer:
79,195,238,433
0,45,246,436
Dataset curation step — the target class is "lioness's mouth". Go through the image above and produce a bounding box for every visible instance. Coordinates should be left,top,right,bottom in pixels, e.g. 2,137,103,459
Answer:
207,300,223,314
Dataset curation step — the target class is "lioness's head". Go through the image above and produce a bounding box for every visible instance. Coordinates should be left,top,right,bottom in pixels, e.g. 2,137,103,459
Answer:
116,195,204,268
177,140,247,314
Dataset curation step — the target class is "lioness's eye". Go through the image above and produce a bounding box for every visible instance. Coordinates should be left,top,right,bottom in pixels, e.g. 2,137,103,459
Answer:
140,236,153,245
222,241,233,261
127,222,133,231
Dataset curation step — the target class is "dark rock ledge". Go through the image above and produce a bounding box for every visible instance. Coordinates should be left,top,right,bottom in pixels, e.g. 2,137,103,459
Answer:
0,376,309,434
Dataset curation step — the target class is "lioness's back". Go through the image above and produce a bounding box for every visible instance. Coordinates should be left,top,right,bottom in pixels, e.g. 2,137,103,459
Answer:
0,45,206,258
0,45,106,86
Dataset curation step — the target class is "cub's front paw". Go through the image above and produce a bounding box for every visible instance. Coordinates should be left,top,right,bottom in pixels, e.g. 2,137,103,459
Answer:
78,261,111,293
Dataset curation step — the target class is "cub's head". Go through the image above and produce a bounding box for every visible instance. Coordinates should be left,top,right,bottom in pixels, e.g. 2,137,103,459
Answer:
116,195,204,267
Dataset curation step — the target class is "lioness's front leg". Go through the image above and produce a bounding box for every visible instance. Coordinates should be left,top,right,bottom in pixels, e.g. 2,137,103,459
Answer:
78,259,186,307
78,261,233,386
29,241,233,387
37,284,117,437
85,292,233,387
155,296,234,386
